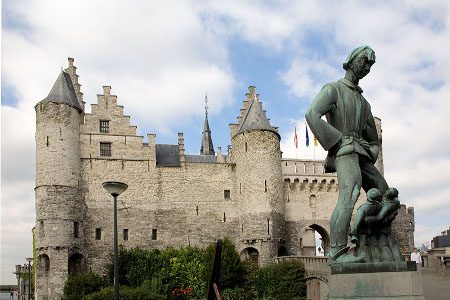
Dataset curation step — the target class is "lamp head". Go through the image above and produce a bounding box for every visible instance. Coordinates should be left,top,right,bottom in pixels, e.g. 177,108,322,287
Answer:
102,181,128,197
26,257,33,263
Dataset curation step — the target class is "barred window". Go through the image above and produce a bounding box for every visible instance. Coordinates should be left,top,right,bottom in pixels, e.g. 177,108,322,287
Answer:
100,120,110,133
224,190,230,199
100,142,111,157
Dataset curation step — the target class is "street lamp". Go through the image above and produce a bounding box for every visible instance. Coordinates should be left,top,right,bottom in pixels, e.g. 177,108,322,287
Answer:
25,257,33,300
102,181,128,300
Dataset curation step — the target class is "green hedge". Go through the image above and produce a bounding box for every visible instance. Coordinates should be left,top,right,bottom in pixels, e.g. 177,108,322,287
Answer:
63,239,306,300
83,285,164,300
204,237,243,291
257,260,306,300
63,271,106,300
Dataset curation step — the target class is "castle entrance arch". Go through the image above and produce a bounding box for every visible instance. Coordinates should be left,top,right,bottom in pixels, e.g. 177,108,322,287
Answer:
309,224,330,256
240,247,259,266
68,253,85,276
277,246,288,257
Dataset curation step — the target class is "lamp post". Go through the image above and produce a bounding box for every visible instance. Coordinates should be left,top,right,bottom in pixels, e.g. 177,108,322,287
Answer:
25,257,33,300
102,181,128,300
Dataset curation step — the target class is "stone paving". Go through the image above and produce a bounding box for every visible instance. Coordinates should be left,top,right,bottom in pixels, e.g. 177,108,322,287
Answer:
422,270,450,300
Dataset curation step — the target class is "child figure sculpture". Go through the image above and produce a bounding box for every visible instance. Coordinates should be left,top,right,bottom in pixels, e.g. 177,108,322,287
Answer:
349,188,382,262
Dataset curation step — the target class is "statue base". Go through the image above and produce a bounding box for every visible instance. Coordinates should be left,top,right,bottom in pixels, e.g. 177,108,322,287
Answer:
329,262,424,299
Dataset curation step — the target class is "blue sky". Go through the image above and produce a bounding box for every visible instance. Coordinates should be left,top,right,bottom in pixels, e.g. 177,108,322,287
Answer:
2,0,450,284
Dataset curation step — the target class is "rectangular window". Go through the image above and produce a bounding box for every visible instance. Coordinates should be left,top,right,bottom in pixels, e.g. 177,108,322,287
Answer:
100,120,110,133
74,221,79,238
95,228,102,240
123,229,129,241
224,190,230,199
100,142,112,157
152,229,157,240
40,221,45,237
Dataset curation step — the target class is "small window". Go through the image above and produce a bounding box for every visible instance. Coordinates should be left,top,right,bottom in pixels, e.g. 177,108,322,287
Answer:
95,228,101,240
123,229,129,241
74,222,79,238
245,142,248,152
40,221,45,237
100,142,112,157
264,180,267,192
152,229,157,240
100,120,110,133
224,190,230,199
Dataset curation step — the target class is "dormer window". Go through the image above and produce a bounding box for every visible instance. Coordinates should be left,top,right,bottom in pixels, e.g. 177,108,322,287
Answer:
100,120,110,133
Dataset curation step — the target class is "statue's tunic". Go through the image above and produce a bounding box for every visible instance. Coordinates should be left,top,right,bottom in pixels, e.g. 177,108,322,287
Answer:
306,78,379,173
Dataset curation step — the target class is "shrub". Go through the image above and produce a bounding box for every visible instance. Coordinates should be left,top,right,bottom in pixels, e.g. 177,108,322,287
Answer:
204,237,242,291
241,260,259,296
257,260,306,300
221,287,257,300
63,271,106,300
83,285,165,300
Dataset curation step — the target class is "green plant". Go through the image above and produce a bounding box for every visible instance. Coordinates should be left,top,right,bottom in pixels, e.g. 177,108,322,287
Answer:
257,260,306,300
204,237,242,291
83,285,165,300
63,271,106,300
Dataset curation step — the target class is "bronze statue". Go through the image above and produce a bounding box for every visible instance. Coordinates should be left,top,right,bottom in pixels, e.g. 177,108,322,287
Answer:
306,46,390,264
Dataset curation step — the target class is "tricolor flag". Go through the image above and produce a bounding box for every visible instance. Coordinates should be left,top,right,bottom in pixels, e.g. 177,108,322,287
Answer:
294,124,298,149
305,124,310,147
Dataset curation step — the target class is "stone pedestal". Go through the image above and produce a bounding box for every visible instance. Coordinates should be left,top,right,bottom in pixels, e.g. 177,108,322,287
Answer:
329,262,425,299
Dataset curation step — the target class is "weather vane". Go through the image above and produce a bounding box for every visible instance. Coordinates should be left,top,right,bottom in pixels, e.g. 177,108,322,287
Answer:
204,93,209,118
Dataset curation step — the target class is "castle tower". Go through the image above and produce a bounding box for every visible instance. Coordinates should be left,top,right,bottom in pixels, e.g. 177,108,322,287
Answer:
230,86,284,266
34,61,85,299
200,94,215,155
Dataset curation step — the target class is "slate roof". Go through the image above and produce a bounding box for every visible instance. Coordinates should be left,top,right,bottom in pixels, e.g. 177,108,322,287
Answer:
200,116,215,155
40,71,82,111
233,97,278,138
155,144,181,167
185,155,216,163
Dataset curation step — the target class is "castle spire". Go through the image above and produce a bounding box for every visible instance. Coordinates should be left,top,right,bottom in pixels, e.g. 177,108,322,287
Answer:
200,94,215,155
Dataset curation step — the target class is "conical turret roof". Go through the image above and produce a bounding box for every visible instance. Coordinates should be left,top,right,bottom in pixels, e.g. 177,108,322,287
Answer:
232,89,278,138
40,71,82,111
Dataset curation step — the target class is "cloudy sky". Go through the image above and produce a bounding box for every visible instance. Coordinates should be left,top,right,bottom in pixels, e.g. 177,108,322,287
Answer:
2,0,449,284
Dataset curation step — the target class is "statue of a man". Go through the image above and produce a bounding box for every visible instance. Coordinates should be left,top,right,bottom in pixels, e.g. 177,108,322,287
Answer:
305,46,389,264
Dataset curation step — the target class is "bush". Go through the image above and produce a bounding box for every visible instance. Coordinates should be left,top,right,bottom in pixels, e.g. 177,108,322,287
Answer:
103,246,206,299
83,285,165,300
257,260,306,300
241,260,259,296
221,287,257,300
204,237,242,291
63,271,106,300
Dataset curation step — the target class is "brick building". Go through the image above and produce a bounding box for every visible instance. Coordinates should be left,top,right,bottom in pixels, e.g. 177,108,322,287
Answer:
34,58,415,299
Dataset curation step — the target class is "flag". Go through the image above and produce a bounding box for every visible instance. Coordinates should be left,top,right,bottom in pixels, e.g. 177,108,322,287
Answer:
305,124,310,147
314,135,318,146
294,124,298,149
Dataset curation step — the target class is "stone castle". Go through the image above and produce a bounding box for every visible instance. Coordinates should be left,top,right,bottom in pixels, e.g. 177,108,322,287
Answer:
34,58,415,299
